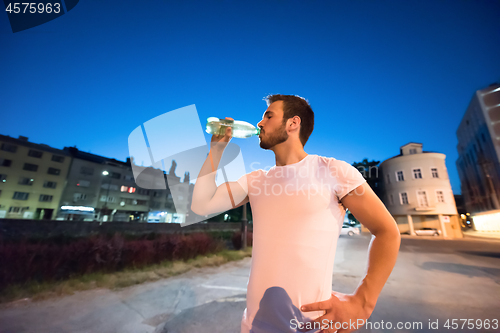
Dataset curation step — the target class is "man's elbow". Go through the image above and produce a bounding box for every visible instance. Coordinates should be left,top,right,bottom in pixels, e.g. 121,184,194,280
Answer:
191,202,207,216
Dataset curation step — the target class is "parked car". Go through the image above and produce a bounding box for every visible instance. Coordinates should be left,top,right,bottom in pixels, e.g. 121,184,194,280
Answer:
341,225,360,236
414,228,441,236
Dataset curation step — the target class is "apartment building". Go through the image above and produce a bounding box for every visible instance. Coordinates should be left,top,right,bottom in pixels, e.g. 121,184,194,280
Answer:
456,83,500,214
0,135,71,220
379,143,462,238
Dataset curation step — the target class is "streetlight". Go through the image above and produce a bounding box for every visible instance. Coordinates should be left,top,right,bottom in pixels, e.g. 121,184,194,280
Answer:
101,170,111,222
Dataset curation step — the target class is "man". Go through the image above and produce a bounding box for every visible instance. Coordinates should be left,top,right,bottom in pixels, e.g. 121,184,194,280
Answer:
191,95,400,333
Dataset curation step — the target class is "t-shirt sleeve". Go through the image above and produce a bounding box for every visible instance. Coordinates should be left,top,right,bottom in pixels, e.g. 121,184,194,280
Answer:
329,159,367,201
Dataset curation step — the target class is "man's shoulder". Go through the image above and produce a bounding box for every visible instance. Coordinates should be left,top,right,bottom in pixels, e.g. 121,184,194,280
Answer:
314,155,350,167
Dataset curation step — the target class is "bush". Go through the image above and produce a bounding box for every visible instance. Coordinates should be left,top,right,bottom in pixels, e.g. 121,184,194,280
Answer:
0,232,223,291
231,231,253,250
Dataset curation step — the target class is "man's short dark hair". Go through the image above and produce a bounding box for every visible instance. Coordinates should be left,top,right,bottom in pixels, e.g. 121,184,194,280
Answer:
265,94,314,147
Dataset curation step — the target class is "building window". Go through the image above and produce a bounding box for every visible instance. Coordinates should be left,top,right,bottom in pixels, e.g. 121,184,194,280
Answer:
43,181,57,189
412,168,422,179
47,167,61,175
431,168,439,178
39,194,53,202
0,174,7,183
436,190,445,203
52,155,65,163
77,180,90,187
18,177,34,185
1,143,17,153
409,148,417,154
388,194,394,205
80,166,94,175
400,192,409,205
9,206,28,213
110,172,121,179
417,190,429,207
137,189,150,195
28,149,43,158
385,174,390,184
101,183,118,191
123,174,134,181
1,158,12,167
396,171,404,182
74,193,87,201
100,195,116,203
23,163,38,172
13,192,29,200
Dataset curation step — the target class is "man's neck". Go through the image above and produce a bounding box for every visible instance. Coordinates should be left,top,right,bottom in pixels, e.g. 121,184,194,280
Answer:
272,142,308,167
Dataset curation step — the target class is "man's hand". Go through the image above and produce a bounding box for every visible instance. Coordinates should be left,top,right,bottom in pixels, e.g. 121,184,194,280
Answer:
210,117,233,152
301,291,372,333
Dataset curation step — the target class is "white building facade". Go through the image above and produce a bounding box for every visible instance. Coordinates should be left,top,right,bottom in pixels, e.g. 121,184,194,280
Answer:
380,143,462,238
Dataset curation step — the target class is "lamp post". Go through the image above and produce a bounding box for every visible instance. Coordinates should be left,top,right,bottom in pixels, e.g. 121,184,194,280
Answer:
101,170,111,222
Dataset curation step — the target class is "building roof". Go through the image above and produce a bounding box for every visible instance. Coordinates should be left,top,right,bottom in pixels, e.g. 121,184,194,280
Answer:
380,150,443,164
0,134,68,155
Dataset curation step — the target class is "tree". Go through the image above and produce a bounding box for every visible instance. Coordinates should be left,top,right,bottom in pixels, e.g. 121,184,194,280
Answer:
352,158,382,199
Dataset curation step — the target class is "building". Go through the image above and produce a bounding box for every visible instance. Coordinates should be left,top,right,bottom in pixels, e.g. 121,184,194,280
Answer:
57,147,156,222
379,143,462,238
0,134,193,223
0,135,71,220
456,83,500,214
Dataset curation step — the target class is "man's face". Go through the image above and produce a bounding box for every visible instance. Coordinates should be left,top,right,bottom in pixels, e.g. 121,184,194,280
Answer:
257,101,289,150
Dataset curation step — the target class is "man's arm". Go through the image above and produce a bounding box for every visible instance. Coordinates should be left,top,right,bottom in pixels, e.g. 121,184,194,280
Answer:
340,182,401,312
191,122,249,216
301,182,400,332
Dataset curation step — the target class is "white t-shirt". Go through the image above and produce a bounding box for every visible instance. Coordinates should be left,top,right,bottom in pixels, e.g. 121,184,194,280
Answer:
236,154,367,333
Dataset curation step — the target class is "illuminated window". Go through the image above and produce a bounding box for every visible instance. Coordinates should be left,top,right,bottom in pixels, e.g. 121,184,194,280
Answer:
121,186,129,192
128,187,136,193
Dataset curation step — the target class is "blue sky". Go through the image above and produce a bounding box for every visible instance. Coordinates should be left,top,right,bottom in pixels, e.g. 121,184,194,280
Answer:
1,0,500,194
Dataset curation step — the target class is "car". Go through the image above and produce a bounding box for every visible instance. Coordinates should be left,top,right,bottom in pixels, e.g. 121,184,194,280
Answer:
341,225,360,236
414,228,441,236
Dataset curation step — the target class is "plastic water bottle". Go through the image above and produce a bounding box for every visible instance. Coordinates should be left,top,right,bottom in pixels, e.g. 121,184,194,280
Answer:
206,117,260,138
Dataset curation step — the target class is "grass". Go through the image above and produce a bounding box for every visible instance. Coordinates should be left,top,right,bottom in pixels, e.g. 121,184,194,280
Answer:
0,247,252,305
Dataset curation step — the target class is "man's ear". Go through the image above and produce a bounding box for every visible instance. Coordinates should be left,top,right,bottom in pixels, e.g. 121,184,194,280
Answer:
288,116,301,131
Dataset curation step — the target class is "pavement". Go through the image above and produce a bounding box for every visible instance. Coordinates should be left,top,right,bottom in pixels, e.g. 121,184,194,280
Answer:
1,235,499,333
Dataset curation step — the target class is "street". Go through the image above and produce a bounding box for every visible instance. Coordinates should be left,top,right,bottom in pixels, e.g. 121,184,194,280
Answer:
0,235,499,333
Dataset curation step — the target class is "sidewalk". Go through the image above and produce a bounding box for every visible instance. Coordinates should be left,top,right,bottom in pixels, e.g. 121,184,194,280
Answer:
397,230,500,241
462,229,500,240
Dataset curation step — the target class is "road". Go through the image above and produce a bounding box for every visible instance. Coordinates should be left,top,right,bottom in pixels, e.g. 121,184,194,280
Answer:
0,235,499,333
